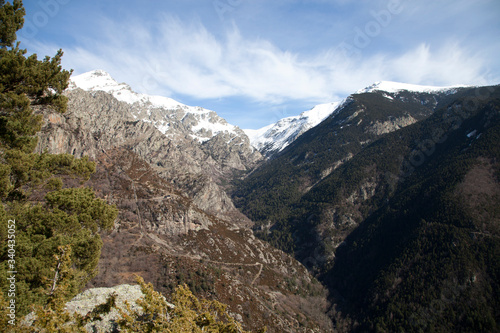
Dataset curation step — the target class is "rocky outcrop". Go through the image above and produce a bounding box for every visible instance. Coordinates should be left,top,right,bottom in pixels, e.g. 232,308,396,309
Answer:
367,115,417,135
36,88,254,218
65,284,145,333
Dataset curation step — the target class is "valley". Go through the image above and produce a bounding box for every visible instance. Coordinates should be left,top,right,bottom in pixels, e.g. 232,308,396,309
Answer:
15,69,500,332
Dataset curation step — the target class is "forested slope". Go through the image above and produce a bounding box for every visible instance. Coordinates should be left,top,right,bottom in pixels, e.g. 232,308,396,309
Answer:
234,85,500,331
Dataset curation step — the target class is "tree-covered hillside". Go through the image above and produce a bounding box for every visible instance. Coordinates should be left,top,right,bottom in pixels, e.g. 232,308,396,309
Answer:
232,88,469,237
234,84,500,331
323,89,500,331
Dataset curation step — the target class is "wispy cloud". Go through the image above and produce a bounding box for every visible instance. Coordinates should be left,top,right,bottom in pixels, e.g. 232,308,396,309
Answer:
22,10,496,128
16,0,500,128
390,42,491,86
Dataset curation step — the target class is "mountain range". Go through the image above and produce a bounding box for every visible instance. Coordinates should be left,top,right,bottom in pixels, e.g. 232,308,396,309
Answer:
244,81,466,158
68,70,467,160
34,70,500,332
233,82,500,331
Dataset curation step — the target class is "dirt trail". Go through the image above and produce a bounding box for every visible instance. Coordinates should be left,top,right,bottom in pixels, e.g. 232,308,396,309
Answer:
102,149,264,286
144,232,264,285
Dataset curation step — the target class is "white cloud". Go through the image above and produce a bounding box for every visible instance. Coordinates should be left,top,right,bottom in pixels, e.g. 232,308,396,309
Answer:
52,16,337,104
23,15,494,108
390,42,491,86
309,41,492,98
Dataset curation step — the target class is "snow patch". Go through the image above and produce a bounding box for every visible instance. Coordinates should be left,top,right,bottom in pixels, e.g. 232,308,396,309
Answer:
244,101,344,154
357,81,467,95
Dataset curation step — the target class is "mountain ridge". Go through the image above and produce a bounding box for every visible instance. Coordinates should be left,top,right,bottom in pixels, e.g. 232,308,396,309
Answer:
70,70,250,145
245,81,469,158
244,101,345,158
356,80,468,94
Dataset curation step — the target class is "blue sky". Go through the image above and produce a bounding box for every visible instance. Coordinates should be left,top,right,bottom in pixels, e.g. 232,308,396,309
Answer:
18,0,500,129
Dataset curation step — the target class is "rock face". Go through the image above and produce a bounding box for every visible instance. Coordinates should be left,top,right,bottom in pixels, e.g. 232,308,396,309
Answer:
367,115,417,135
69,70,262,175
36,87,254,219
65,284,145,333
34,77,333,332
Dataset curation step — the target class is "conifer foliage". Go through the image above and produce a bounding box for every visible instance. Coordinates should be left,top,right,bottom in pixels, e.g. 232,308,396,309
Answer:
0,0,118,323
116,276,260,333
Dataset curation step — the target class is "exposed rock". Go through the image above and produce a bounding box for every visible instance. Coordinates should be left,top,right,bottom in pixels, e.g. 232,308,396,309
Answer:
66,284,145,333
36,88,254,219
367,115,417,135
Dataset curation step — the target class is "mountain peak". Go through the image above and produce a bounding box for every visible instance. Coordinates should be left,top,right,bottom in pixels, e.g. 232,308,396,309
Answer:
68,70,247,144
244,101,344,157
70,69,127,91
69,70,188,111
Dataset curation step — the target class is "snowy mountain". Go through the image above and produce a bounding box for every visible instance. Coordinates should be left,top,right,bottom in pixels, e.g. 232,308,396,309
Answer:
68,70,262,173
69,70,243,143
71,72,468,161
244,101,345,158
245,81,467,158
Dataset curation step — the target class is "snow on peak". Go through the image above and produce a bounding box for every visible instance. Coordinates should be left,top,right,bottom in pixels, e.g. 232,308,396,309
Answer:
70,70,186,110
244,101,344,156
69,70,240,142
70,69,124,91
357,81,465,94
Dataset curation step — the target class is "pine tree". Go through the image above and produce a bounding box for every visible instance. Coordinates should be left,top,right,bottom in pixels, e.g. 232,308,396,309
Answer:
0,0,24,49
0,0,72,197
0,0,118,320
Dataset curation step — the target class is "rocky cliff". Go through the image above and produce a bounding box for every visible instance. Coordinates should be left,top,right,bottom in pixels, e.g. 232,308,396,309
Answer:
69,70,262,176
36,87,254,219
34,83,332,332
